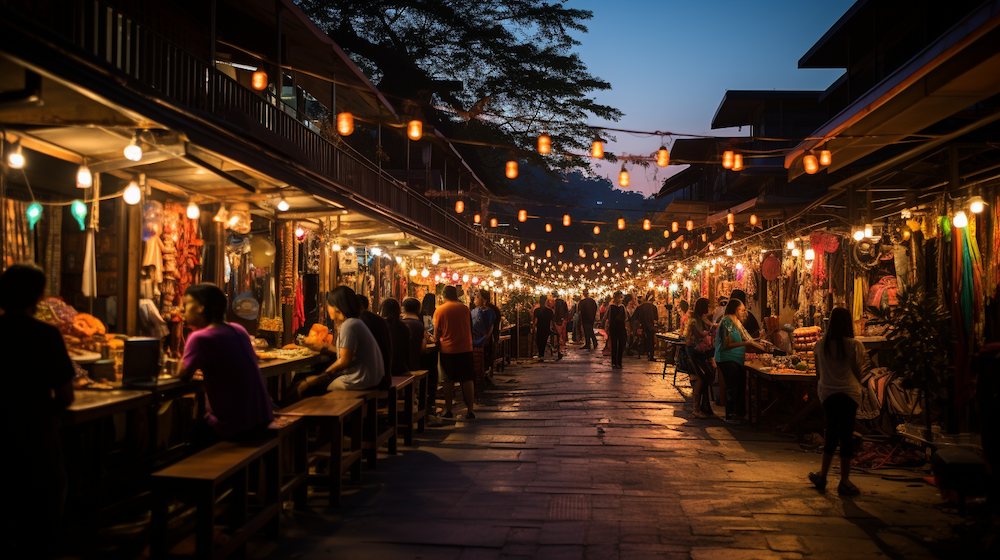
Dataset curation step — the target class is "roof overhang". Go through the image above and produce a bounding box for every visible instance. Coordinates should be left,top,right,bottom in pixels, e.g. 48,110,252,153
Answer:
785,0,1000,179
711,90,823,129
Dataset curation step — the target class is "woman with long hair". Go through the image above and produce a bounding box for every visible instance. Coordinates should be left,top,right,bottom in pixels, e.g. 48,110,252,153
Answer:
685,297,716,418
714,298,765,423
607,291,627,369
421,293,437,332
809,307,865,496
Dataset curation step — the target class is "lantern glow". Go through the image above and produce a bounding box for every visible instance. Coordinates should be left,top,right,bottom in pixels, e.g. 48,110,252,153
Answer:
251,70,268,90
819,149,832,166
591,141,604,158
407,120,422,140
686,220,693,231
455,200,465,214
803,154,819,174
538,134,551,155
732,153,744,171
563,214,571,227
337,112,354,136
490,218,498,228
518,209,527,222
618,167,629,187
722,150,734,169
617,218,625,230
643,219,651,231
656,147,669,167
593,226,600,235
506,160,519,179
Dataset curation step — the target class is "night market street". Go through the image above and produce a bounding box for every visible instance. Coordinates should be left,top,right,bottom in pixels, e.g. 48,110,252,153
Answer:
252,344,959,560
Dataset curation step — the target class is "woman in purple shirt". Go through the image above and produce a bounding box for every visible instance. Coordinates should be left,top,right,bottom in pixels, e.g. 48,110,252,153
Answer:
179,283,274,440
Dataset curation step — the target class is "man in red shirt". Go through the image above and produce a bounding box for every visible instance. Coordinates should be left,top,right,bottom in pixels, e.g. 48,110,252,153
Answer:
434,286,476,419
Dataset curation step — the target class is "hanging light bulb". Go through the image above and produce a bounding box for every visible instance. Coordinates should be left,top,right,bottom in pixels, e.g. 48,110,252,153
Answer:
493,269,502,278
538,134,551,155
819,149,832,167
123,181,142,205
729,223,735,232
462,274,470,283
618,166,629,187
732,153,744,171
518,209,527,222
792,248,800,257
656,146,670,167
186,202,200,220
213,205,229,224
337,112,355,136
727,212,735,225
701,233,707,242
26,202,42,230
431,252,441,265
558,245,564,253
864,223,874,238
735,263,744,271
803,154,819,174
726,231,732,240
722,150,734,169
969,196,986,214
593,225,601,235
902,230,911,241
530,242,536,251
750,214,758,227
786,240,795,250
853,229,864,242
579,248,586,258
455,200,465,214
277,198,290,212
671,221,679,233
663,230,670,238
643,219,651,231
421,268,429,278
407,120,422,140
124,134,143,162
474,214,481,224
490,217,498,228
546,250,552,258
686,220,694,231
506,160,519,179
76,164,92,189
953,211,968,228
593,251,598,259
7,141,24,169
726,248,733,256
409,268,418,277
331,243,341,252
683,241,689,250
617,217,625,230
346,246,355,254
71,200,87,230
251,70,268,90
708,243,715,251
805,248,816,260
452,272,460,282
563,214,571,227
591,141,604,158
545,223,552,232
603,249,609,258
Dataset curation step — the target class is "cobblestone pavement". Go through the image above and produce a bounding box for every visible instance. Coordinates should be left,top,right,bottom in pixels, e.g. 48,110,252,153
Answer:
254,342,974,560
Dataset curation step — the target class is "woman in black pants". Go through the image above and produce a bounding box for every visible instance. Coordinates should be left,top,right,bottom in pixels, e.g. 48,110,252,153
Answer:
809,307,865,496
607,291,627,369
532,295,554,362
714,298,764,423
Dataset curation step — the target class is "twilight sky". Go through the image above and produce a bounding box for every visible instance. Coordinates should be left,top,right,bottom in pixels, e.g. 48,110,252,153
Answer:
571,0,856,198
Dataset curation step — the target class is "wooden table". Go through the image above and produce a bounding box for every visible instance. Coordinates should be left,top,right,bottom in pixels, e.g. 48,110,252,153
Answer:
656,332,686,379
62,389,152,425
746,364,819,435
259,352,327,379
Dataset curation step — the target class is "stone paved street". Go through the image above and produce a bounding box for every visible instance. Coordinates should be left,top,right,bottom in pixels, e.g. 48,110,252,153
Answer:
254,343,966,560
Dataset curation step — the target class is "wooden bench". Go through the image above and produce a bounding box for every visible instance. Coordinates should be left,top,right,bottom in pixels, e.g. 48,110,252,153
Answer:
150,437,280,560
320,389,383,469
495,335,511,373
277,395,364,506
267,416,307,510
405,370,429,434
389,375,417,446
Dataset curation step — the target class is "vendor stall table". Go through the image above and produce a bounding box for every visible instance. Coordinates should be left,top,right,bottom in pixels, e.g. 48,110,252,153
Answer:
259,353,326,379
62,390,152,426
746,363,818,436
656,332,686,380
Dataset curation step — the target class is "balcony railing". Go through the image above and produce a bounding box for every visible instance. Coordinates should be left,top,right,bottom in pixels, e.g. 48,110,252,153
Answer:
2,0,510,267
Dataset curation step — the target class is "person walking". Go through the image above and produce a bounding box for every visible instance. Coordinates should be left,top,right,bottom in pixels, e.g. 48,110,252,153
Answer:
714,298,765,423
809,307,865,496
685,297,717,418
606,291,627,369
532,294,554,362
578,290,598,350
434,286,476,419
552,291,568,360
637,292,659,361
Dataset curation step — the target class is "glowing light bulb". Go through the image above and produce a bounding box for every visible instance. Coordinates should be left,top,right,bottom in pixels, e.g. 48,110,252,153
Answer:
421,268,429,278
792,248,800,257
969,196,986,214
123,138,142,162
853,229,864,242
26,202,42,230
186,202,200,220
331,243,341,252
410,268,418,277
493,269,502,278
805,249,815,260
864,224,874,238
123,181,142,205
347,246,355,254
407,120,422,140
431,252,440,265
726,248,733,256
786,240,795,250
277,199,290,211
735,263,743,271
76,165,92,189
952,211,968,228
8,143,24,169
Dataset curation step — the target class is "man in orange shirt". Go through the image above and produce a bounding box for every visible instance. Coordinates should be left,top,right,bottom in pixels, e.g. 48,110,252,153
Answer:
434,285,476,419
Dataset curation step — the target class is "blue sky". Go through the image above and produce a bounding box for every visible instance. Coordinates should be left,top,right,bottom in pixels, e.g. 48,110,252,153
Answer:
570,0,856,197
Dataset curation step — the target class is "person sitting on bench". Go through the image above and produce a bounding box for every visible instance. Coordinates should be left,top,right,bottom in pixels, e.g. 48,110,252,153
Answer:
179,283,274,442
298,286,385,396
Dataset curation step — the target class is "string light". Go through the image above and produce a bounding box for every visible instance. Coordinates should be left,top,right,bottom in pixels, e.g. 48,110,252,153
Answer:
124,133,143,162
546,250,552,258
123,181,142,205
71,200,87,230
530,242,536,251
686,220,693,231
277,198,290,212
431,251,440,265
805,248,816,260
214,205,228,223
593,225,601,234
953,211,968,228
726,248,733,256
545,223,552,232
474,214,481,224
76,164,92,189
490,218,498,227
563,214,571,227
7,141,24,169
819,149,832,167
618,166,629,187
853,228,864,242
26,202,42,230
617,217,625,230
421,268,430,278
969,196,986,214
643,219,651,231
732,153,744,171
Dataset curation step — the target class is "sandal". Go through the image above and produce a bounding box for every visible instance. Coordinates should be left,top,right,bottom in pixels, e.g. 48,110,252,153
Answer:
837,482,861,496
808,472,827,492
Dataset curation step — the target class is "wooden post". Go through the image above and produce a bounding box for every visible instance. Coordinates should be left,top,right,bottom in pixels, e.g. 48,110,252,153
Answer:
125,201,141,335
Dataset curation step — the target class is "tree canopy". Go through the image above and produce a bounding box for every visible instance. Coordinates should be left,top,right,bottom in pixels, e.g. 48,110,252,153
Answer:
297,0,623,192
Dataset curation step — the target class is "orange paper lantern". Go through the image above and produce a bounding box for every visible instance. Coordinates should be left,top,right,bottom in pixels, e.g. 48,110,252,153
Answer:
490,218,498,228
672,222,679,233
750,214,758,227
819,149,832,166
336,112,354,136
407,120,422,140
251,70,268,90
593,226,601,235
506,161,519,179
686,220,694,231
591,141,604,158
538,134,551,155
732,153,744,171
656,147,670,167
722,150,734,169
643,219,651,231
474,214,481,224
563,214,571,227
455,200,465,213
518,209,527,222
618,168,629,187
545,223,552,232
803,154,819,174
617,218,625,230
558,245,564,253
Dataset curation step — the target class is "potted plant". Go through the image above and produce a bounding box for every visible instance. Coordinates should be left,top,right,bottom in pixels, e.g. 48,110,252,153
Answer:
872,288,953,439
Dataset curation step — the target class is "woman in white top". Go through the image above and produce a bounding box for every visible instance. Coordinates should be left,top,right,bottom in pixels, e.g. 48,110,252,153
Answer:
808,307,865,496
